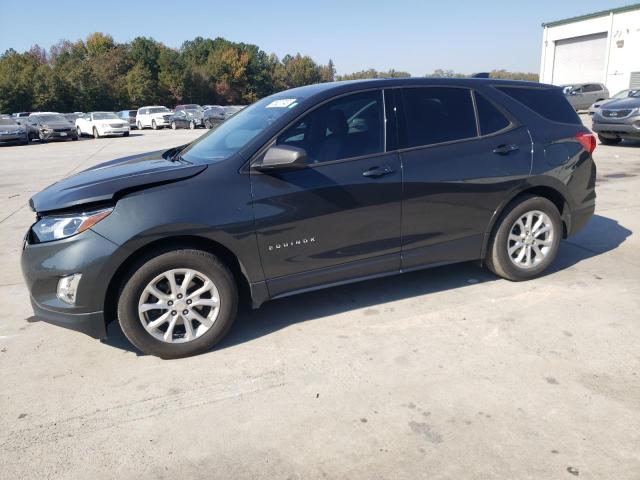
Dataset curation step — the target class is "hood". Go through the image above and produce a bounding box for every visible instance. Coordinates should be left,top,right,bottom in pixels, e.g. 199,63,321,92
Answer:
98,118,127,125
600,97,640,110
30,149,206,213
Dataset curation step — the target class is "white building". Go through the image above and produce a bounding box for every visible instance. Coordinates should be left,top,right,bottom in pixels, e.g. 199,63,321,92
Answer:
540,3,640,94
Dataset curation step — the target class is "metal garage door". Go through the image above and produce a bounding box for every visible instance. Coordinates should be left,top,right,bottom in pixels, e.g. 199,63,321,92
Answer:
552,32,608,85
630,72,640,89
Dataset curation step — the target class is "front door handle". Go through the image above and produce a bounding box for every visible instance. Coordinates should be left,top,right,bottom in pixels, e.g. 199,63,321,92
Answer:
492,144,520,155
362,166,396,178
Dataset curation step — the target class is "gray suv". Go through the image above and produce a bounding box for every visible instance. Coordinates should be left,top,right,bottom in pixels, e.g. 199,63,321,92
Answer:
591,91,640,144
562,83,609,111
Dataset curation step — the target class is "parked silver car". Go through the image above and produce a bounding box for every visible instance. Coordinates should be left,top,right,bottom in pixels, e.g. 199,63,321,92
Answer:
561,83,609,111
589,89,639,115
591,90,640,145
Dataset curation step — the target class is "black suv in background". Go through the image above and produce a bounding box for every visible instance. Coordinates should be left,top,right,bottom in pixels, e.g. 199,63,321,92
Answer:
117,110,138,129
21,78,596,358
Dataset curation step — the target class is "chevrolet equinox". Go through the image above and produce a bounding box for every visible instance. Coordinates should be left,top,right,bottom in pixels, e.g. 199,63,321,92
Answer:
21,78,597,358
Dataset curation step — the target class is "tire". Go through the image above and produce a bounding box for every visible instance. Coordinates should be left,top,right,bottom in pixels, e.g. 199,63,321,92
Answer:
123,131,130,137
76,127,83,138
189,120,195,130
72,133,78,141
171,121,177,130
485,195,562,281
93,127,100,139
38,131,47,143
137,121,143,130
204,119,212,129
117,249,238,359
152,120,158,130
598,134,622,145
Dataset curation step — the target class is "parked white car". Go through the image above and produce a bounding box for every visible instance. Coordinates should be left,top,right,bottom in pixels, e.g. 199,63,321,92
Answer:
136,106,172,129
76,112,130,139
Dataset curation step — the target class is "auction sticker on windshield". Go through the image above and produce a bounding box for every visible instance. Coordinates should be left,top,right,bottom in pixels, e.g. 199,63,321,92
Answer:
266,98,297,108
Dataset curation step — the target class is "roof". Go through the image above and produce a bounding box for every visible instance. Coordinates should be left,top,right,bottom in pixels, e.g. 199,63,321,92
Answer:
271,77,547,102
542,3,640,27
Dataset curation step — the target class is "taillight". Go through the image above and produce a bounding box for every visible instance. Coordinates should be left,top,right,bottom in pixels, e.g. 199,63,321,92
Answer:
576,131,596,153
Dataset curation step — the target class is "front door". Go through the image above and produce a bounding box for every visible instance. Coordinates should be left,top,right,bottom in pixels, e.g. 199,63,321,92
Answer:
250,89,402,296
397,86,532,269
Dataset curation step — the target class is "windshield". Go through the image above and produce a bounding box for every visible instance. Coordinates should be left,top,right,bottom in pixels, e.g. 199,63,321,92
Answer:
149,107,170,114
182,104,201,110
630,90,640,98
34,114,67,123
93,112,119,120
182,96,303,164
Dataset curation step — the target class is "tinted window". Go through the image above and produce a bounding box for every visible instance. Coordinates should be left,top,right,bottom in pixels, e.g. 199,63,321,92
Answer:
277,90,384,164
474,92,510,135
497,87,581,125
583,84,602,93
400,87,477,148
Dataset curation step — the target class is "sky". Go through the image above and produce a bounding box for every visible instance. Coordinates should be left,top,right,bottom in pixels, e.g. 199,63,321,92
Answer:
0,0,632,75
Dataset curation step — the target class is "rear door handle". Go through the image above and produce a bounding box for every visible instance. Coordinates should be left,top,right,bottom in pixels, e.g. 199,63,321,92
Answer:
362,166,396,178
492,144,520,155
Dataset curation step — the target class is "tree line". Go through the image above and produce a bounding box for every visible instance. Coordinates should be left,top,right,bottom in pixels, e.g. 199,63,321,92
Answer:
0,32,538,113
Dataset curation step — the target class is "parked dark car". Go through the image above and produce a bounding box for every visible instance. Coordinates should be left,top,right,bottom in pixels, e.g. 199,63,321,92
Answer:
169,108,204,129
175,104,202,112
223,105,244,119
26,113,78,142
0,117,29,145
589,89,639,115
117,110,138,129
21,78,596,358
591,90,640,144
203,106,226,129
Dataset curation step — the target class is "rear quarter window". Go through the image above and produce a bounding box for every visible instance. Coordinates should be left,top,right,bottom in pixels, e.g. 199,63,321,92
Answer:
496,86,581,125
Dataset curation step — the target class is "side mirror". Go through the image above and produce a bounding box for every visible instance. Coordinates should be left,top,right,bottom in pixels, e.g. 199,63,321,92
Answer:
255,145,308,172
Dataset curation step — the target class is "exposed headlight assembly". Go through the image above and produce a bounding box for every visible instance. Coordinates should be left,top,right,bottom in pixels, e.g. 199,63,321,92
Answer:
32,208,113,243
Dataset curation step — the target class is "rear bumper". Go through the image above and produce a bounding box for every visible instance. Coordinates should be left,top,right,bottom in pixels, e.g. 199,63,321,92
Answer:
568,204,595,236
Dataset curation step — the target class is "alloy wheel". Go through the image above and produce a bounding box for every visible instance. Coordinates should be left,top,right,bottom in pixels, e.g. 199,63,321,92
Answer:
507,210,554,269
138,268,220,343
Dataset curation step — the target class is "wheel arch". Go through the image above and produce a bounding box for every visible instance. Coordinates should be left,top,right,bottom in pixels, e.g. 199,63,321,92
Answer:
103,235,253,327
480,184,570,261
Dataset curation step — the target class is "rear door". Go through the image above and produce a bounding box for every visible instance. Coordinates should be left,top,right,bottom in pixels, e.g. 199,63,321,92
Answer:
397,86,532,269
251,89,402,296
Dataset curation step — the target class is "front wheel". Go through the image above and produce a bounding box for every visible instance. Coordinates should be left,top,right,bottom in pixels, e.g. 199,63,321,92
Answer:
117,249,238,358
152,120,158,130
171,121,177,130
93,127,100,139
189,120,195,130
137,121,143,130
204,119,212,129
485,195,562,281
598,134,622,145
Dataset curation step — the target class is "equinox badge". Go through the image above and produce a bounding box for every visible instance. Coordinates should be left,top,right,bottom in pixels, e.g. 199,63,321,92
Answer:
268,237,316,251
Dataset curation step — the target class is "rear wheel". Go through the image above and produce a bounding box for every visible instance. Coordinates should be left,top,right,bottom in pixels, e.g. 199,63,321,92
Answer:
117,249,238,358
485,195,562,281
598,134,622,145
204,119,212,129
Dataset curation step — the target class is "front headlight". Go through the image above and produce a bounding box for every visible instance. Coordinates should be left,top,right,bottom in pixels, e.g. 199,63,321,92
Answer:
32,208,113,243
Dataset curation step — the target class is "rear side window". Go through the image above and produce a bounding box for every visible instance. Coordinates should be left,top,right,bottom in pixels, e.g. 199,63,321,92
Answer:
400,87,477,148
497,86,581,125
474,92,511,135
583,84,602,93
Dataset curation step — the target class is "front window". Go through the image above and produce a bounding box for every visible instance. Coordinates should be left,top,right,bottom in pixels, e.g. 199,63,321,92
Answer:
276,90,384,164
93,112,119,120
181,95,305,164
